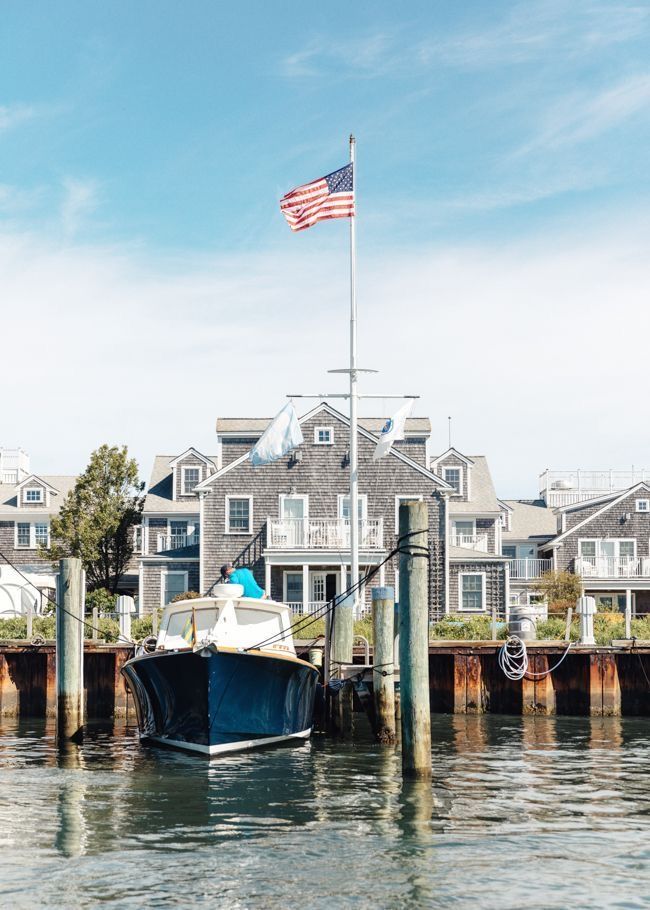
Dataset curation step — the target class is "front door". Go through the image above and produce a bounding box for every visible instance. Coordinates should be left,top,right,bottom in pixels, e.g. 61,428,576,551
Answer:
311,572,339,604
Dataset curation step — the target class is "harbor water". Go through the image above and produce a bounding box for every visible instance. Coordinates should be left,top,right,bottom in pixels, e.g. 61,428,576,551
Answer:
1,715,649,909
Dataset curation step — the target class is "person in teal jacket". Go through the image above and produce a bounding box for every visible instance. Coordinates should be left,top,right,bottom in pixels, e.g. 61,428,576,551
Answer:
220,563,265,599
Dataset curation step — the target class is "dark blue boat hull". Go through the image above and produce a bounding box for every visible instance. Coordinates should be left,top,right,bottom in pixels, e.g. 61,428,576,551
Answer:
122,648,319,755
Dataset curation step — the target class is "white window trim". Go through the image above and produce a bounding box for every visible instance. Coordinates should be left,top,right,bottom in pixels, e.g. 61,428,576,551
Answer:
15,522,50,549
578,538,637,558
181,465,202,496
458,571,487,612
394,495,424,533
636,499,650,513
337,493,368,521
160,569,189,607
225,495,253,535
23,487,44,504
313,426,334,445
278,493,309,519
442,466,463,497
283,569,305,603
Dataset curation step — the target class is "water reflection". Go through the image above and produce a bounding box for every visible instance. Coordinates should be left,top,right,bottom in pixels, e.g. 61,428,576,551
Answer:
0,716,648,907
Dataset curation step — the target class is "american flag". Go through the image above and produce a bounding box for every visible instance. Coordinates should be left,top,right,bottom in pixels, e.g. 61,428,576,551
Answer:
280,163,355,232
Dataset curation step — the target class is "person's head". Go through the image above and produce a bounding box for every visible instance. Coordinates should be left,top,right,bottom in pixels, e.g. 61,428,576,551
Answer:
220,563,235,582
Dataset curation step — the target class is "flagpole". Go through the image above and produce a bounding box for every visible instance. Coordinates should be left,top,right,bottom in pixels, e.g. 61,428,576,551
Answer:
349,134,359,617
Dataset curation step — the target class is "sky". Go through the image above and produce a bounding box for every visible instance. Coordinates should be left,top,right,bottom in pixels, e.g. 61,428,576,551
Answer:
1,0,649,497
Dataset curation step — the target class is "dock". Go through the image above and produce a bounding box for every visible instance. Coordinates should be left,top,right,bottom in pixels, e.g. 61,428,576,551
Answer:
0,639,647,720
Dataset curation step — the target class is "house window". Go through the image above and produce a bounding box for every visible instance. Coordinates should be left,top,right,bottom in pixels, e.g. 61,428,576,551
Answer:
227,496,252,533
395,495,424,532
452,520,475,542
182,467,200,495
284,572,303,604
314,427,333,445
459,573,486,611
500,511,510,531
133,526,142,553
24,488,43,503
636,499,650,513
503,545,517,559
338,494,367,521
163,571,188,606
17,523,30,547
279,495,308,519
443,467,462,495
169,520,188,548
34,523,49,547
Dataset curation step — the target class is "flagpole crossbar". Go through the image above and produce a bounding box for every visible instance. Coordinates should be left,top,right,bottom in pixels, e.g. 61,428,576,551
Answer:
287,394,420,400
328,368,378,375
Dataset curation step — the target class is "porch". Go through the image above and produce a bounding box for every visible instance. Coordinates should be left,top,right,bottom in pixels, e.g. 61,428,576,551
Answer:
265,557,387,617
266,517,384,550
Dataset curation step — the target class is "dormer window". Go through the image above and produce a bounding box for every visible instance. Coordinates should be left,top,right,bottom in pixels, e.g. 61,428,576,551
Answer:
314,427,333,445
636,499,650,513
24,488,43,503
182,467,201,495
443,467,462,495
500,511,510,531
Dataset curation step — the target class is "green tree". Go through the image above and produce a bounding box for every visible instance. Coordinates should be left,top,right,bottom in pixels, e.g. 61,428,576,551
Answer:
537,570,583,613
45,445,143,593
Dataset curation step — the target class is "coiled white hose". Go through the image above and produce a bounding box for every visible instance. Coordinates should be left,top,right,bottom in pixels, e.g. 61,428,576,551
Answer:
498,635,574,681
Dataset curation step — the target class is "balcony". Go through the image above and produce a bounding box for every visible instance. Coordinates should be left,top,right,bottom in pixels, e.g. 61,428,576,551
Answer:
574,556,650,579
540,469,650,507
508,558,552,580
266,517,384,551
157,532,200,551
451,533,489,552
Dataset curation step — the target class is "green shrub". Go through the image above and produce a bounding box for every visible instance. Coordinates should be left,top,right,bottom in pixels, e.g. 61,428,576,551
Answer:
131,611,162,641
429,613,507,641
0,617,28,639
537,617,579,641
171,591,201,603
86,588,118,613
34,616,56,639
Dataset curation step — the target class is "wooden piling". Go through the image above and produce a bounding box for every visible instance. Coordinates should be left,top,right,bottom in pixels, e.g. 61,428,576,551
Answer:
371,586,396,744
330,592,354,736
56,558,84,740
398,501,431,780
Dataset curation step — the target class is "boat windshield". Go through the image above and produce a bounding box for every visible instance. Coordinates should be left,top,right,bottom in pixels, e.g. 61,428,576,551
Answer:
164,607,219,649
233,606,284,649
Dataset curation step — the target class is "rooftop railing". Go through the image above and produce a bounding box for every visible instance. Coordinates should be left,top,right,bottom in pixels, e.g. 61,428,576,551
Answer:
540,470,649,506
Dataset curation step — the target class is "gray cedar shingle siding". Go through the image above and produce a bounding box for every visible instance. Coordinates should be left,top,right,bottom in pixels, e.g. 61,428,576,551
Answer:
142,561,200,611
0,520,50,566
448,562,506,612
174,453,211,501
434,454,468,502
551,489,650,571
202,412,446,608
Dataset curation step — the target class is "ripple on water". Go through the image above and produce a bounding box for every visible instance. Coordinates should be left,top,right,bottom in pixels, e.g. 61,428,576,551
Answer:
0,716,649,907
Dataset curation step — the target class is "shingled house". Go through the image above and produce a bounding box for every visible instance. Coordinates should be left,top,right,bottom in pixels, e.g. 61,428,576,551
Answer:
0,448,76,615
194,404,451,614
431,448,509,614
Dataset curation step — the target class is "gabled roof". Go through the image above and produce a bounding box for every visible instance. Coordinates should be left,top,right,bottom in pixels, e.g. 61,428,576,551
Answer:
169,448,214,468
431,448,475,468
541,482,650,549
501,499,557,541
443,456,501,514
0,475,77,515
15,474,60,494
200,402,451,490
216,414,431,439
143,454,219,513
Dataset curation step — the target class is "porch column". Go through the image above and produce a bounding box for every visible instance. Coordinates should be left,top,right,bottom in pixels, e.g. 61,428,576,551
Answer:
302,564,310,612
340,562,347,597
265,560,271,597
626,587,633,619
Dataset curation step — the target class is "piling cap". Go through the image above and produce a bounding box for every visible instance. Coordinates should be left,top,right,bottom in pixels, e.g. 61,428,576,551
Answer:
371,586,395,600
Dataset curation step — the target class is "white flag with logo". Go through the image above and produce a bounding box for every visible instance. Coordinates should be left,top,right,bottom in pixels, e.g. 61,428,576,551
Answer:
372,400,414,461
249,402,304,466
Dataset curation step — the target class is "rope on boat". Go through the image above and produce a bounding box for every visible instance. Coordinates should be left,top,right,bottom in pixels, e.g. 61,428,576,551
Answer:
498,635,574,681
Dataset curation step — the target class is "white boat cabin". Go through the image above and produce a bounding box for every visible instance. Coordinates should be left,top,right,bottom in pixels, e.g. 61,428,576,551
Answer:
156,584,296,654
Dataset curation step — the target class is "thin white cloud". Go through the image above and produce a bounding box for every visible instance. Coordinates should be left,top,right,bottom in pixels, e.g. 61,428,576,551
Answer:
60,178,101,236
515,72,650,156
0,104,36,132
1,212,649,495
281,2,649,78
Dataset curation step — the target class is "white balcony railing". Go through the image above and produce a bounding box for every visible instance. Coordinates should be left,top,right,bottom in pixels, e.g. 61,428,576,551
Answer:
508,558,553,580
157,532,200,551
451,533,489,552
266,517,384,550
540,469,650,507
574,556,650,579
